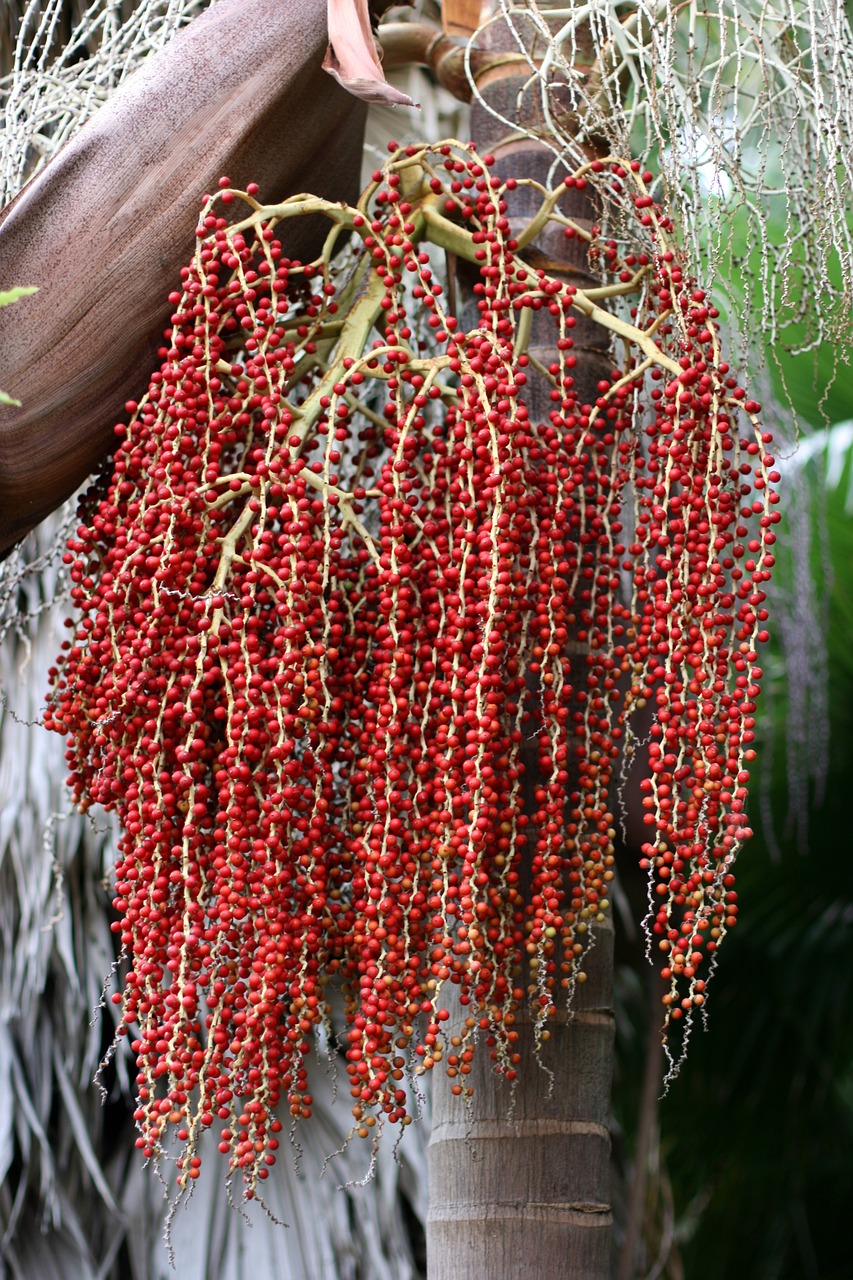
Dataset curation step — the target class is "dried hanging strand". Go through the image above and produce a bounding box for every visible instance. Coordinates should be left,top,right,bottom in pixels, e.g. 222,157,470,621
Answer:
475,0,853,369
45,140,777,1202
0,0,210,205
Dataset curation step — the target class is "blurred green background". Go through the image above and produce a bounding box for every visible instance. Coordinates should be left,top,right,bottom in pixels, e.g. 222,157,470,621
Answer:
612,333,853,1278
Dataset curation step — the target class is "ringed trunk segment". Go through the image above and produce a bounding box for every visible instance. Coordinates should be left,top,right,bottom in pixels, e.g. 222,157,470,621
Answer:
428,10,616,1280
0,0,366,557
427,930,615,1280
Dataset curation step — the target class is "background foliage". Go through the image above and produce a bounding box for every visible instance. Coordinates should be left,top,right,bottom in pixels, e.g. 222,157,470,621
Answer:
612,373,853,1278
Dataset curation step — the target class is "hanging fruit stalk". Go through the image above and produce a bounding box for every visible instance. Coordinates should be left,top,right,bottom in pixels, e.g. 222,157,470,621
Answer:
44,136,776,1227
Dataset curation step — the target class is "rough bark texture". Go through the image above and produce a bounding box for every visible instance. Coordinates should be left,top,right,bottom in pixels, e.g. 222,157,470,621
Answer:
428,9,616,1279
0,0,365,556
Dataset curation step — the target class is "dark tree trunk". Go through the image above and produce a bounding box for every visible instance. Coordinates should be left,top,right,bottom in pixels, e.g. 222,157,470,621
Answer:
427,8,617,1279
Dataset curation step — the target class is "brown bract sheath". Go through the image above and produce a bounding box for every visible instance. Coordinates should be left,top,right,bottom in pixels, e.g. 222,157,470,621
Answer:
324,0,415,104
0,0,366,556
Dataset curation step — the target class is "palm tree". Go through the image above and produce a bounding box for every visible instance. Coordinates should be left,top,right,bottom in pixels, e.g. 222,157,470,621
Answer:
1,4,852,1280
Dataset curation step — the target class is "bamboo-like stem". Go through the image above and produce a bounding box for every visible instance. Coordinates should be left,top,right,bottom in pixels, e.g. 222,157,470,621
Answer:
378,20,530,102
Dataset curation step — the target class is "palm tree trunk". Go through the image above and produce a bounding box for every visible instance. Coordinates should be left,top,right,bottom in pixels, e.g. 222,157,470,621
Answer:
427,941,614,1279
427,8,616,1278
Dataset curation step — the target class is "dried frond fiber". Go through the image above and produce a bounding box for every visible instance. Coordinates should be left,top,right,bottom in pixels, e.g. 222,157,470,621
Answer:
1,0,211,205
471,0,853,367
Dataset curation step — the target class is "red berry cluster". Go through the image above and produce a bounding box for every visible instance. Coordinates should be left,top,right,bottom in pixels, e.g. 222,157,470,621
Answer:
626,260,779,1026
44,144,777,1197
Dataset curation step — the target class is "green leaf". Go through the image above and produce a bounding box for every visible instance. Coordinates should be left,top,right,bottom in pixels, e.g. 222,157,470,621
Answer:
0,286,38,406
0,286,38,307
768,345,853,430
